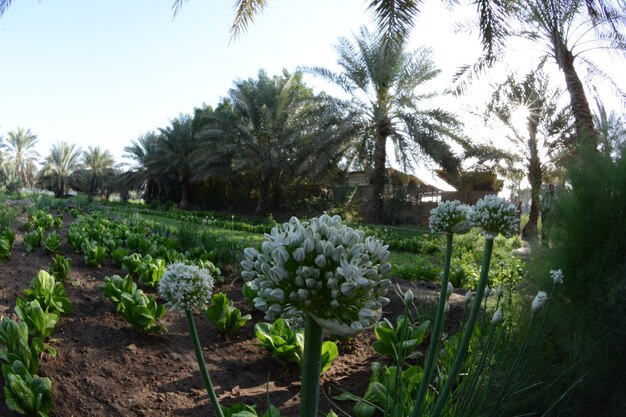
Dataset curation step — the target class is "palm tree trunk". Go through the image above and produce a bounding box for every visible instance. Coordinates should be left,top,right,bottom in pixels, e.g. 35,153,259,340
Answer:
559,47,597,146
522,116,542,240
256,174,271,215
369,132,387,224
179,174,191,210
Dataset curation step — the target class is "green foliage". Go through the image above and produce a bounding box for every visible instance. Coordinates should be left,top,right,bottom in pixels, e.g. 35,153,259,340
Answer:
372,316,430,363
0,318,40,375
14,299,60,340
81,240,108,267
49,255,71,282
0,205,19,230
111,247,129,265
203,292,251,334
121,252,143,274
0,228,14,260
520,147,626,416
254,319,338,373
23,229,42,252
42,232,61,255
21,270,73,315
136,255,166,288
392,259,441,282
2,360,53,417
100,275,166,333
31,210,54,230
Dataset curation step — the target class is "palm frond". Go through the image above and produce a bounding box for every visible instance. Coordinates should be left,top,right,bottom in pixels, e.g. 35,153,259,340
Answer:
367,0,422,43
230,0,269,41
0,0,13,17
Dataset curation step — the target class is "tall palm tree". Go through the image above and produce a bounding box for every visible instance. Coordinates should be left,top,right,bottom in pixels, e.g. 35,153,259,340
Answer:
153,114,202,210
123,132,163,203
309,27,463,223
200,70,348,215
2,127,40,189
39,142,82,197
486,70,572,238
82,145,116,199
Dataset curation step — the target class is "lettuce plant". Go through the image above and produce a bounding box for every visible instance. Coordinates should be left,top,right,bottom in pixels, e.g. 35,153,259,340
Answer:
43,232,61,255
21,270,73,315
81,240,108,267
372,316,430,363
101,275,166,334
14,299,60,340
0,318,40,374
49,255,71,282
2,360,53,417
137,255,166,288
203,292,251,335
23,229,42,253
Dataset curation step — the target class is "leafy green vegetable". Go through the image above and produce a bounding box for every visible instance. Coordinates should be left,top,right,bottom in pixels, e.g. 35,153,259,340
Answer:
23,229,42,252
254,319,338,373
2,360,53,417
0,318,40,374
111,247,129,265
101,275,166,333
22,270,73,315
49,255,71,282
43,232,61,255
372,316,430,362
15,299,60,340
81,240,108,267
203,292,251,334
136,255,166,288
121,253,142,275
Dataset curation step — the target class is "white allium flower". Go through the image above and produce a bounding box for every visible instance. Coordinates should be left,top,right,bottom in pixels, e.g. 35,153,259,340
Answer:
468,195,519,239
404,289,414,303
159,262,214,311
532,291,548,313
429,200,472,234
240,214,391,331
491,308,504,325
550,269,564,285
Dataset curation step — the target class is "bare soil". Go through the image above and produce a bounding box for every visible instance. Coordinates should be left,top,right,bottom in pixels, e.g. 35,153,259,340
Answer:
0,210,467,417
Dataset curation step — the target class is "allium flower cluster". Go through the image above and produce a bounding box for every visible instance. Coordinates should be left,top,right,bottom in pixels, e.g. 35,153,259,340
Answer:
531,291,548,313
240,214,391,335
550,269,564,284
468,195,519,239
159,262,215,311
429,200,471,234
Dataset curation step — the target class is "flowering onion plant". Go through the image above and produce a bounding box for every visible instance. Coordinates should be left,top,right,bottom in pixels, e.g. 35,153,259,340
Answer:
158,263,224,417
468,195,519,239
241,214,391,336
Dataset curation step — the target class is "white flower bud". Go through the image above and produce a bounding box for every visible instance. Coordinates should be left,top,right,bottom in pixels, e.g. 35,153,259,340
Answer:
244,247,259,261
491,308,503,325
447,282,454,297
315,254,327,268
550,269,564,284
404,289,414,303
532,291,548,313
464,291,472,305
293,247,305,262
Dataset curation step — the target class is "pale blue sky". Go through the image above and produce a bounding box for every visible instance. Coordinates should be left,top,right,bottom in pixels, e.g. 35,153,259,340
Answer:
0,0,485,163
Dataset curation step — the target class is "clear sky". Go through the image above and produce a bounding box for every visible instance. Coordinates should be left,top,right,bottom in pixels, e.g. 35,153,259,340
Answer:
0,0,484,164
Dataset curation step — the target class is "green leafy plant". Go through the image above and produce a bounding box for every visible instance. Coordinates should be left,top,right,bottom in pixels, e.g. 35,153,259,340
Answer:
0,318,40,374
101,275,166,333
21,270,73,315
121,253,142,275
2,360,53,417
111,247,129,265
81,240,108,267
254,319,338,373
14,299,60,340
43,232,62,255
0,233,12,260
32,210,54,230
23,229,42,253
372,316,430,363
203,292,251,335
52,216,63,229
49,255,71,282
136,255,166,288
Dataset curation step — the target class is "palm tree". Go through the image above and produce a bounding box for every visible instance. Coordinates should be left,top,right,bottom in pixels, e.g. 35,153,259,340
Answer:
123,132,163,203
2,127,40,189
485,70,572,239
309,27,463,223
200,70,348,215
82,145,116,199
39,142,82,197
153,114,202,210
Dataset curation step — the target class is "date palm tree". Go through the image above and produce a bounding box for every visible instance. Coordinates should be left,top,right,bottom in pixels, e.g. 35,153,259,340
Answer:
2,127,40,189
309,27,464,223
486,70,572,239
123,132,163,203
82,145,116,199
39,142,82,197
200,70,349,215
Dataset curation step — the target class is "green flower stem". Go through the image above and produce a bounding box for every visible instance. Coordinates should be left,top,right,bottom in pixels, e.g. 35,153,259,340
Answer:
410,233,454,417
430,238,494,417
185,309,225,417
301,314,324,417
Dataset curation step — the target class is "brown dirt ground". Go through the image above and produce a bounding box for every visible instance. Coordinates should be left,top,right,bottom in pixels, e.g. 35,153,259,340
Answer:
0,209,467,417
